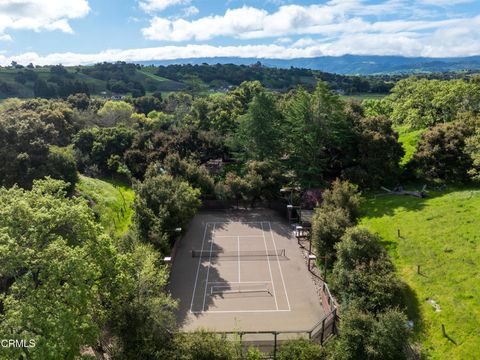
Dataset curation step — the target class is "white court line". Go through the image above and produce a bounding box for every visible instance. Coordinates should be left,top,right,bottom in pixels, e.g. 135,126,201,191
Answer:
189,223,210,312
237,236,241,282
214,235,263,238
191,309,291,314
202,223,216,311
207,281,272,284
261,222,278,311
267,221,291,311
205,221,267,225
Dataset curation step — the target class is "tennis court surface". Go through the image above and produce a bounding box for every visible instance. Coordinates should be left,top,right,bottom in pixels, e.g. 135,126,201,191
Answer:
169,210,325,332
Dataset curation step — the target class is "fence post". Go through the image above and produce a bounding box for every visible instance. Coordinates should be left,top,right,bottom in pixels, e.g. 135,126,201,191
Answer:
320,317,326,344
273,332,278,360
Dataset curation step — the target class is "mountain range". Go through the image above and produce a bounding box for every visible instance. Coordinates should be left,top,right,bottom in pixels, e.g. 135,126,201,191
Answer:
139,55,480,75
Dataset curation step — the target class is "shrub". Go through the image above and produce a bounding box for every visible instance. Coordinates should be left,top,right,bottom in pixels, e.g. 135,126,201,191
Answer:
334,306,408,360
277,338,327,360
171,330,241,360
321,179,361,221
331,227,404,313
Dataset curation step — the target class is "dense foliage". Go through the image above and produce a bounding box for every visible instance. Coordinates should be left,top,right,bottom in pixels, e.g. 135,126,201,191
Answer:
1,67,479,358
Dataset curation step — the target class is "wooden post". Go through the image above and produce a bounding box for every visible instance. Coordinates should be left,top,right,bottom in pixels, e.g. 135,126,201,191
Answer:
397,229,401,238
442,324,446,337
417,265,421,274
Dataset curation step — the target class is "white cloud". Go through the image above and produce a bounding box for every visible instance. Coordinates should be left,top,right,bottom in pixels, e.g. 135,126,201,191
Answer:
3,16,480,67
141,2,463,42
419,0,474,5
0,0,90,40
139,0,191,13
182,6,199,17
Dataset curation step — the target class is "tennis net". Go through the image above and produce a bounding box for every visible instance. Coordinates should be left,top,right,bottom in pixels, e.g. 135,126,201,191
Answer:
191,249,286,258
210,282,271,295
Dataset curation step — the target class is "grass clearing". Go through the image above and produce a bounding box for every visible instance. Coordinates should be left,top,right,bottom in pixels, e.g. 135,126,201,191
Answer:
395,125,425,166
77,175,135,236
361,187,480,359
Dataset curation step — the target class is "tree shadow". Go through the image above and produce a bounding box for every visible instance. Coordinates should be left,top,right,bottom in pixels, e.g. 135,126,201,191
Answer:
360,187,458,219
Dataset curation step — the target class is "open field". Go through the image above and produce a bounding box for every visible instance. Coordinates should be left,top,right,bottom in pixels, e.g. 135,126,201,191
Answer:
76,175,134,236
361,187,480,359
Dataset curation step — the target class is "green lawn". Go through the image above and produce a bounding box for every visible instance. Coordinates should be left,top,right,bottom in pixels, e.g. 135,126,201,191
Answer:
361,187,480,359
395,125,425,166
76,175,135,236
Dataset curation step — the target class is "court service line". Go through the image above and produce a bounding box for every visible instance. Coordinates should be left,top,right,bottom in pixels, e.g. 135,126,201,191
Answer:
202,223,216,311
237,236,241,283
267,221,291,311
260,222,278,311
189,223,210,312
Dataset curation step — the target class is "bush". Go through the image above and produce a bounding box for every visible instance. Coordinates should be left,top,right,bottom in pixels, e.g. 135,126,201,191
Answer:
277,339,327,360
331,227,404,313
311,206,353,260
321,179,361,221
133,174,201,253
171,330,241,360
334,306,408,360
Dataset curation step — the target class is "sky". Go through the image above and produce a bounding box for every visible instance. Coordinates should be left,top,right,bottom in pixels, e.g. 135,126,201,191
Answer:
0,0,479,65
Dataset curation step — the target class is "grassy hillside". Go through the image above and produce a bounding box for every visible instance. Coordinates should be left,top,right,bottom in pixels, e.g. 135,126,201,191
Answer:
76,175,135,236
361,187,480,359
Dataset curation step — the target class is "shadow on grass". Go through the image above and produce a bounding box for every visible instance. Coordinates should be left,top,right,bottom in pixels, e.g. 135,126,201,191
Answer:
360,186,461,220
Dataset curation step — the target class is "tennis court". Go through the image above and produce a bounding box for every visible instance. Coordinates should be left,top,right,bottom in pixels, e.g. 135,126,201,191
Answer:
169,210,325,333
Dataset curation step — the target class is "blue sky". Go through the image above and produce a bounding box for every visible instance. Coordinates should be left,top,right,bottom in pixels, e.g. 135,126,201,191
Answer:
0,0,479,65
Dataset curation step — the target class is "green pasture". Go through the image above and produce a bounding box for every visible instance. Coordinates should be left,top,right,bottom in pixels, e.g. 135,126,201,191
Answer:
395,125,425,166
361,187,480,359
76,175,135,236
340,93,386,101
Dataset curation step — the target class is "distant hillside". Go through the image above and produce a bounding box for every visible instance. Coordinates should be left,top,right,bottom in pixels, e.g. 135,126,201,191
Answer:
1,60,478,99
0,62,395,99
139,55,480,75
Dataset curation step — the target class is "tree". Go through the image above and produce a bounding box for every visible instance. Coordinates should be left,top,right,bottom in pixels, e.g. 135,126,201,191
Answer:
73,126,135,175
331,227,404,313
0,109,78,189
0,179,123,359
334,306,408,360
133,174,201,253
466,126,480,181
151,153,215,196
388,78,480,129
284,83,354,187
412,119,474,182
277,339,327,360
133,95,163,115
232,91,284,160
114,241,177,360
345,116,404,187
97,100,135,127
